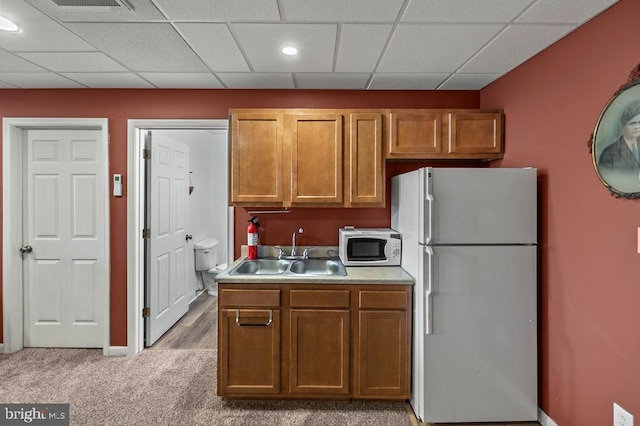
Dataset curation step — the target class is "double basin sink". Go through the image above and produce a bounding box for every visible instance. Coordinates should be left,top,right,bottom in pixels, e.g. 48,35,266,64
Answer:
228,257,347,277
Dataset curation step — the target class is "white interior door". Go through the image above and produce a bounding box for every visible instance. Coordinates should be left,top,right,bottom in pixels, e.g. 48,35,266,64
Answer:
24,129,106,347
145,131,190,346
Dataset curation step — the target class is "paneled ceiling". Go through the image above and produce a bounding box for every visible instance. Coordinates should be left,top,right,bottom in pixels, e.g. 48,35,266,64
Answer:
0,0,619,89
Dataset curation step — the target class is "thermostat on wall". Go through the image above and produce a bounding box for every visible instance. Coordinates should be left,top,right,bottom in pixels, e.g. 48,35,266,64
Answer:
113,174,122,197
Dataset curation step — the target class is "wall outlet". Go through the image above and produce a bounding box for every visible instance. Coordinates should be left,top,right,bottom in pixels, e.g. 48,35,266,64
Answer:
614,403,634,426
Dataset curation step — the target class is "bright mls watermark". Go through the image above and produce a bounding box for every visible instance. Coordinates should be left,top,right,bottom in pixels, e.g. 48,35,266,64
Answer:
0,404,69,425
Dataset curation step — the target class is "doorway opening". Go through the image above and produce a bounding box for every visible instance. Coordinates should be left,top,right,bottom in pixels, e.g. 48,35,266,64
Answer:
127,120,231,355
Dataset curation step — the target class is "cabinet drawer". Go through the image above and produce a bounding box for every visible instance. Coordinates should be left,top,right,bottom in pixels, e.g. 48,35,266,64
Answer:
290,289,350,308
220,289,281,308
358,290,409,310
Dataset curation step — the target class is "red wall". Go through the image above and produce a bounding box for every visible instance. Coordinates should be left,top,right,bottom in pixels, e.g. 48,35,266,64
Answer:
0,89,478,346
481,0,640,424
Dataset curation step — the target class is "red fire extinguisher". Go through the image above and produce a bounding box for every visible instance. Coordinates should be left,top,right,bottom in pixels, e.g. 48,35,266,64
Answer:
247,216,260,260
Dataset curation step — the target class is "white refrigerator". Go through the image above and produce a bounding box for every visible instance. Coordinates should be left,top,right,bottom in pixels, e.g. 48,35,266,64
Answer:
391,167,538,423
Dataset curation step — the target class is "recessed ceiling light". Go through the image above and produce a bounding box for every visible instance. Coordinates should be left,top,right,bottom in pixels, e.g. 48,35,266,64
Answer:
281,46,298,56
0,16,21,33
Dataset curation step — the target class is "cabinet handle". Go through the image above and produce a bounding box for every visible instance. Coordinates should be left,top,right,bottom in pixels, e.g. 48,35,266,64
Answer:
235,309,273,327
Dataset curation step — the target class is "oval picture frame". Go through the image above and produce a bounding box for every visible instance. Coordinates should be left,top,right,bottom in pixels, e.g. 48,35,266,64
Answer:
591,70,640,199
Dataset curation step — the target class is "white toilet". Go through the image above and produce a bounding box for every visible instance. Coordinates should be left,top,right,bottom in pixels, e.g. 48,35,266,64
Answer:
194,238,227,296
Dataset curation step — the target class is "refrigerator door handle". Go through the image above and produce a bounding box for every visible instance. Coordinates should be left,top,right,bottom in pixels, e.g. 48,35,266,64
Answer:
425,192,433,245
425,246,433,335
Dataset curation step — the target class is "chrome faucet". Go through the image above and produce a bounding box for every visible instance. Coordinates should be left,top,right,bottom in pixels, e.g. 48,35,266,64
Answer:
291,227,303,257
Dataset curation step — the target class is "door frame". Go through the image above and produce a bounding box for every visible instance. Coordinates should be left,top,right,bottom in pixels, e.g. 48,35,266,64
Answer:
2,118,110,354
127,119,231,355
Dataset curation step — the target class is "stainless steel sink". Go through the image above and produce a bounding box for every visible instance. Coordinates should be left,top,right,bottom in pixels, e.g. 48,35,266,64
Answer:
232,259,292,275
228,258,347,276
289,259,347,276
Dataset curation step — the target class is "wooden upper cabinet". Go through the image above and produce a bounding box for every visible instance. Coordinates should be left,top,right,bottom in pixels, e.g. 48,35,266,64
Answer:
346,112,384,207
230,112,284,205
449,111,503,156
387,111,442,158
228,108,503,207
290,113,343,206
386,109,504,160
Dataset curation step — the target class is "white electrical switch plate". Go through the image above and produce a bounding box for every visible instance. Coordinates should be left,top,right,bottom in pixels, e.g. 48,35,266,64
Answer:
113,174,123,197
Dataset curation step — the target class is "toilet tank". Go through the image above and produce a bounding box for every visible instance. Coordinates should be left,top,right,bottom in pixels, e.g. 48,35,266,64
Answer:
194,238,219,271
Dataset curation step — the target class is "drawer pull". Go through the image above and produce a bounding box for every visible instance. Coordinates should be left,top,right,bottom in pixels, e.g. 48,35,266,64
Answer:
235,309,273,327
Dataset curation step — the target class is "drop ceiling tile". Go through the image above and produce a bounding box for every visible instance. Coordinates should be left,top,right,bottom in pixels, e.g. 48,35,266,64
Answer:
335,24,392,72
65,23,209,72
154,0,280,21
0,1,96,51
369,73,450,90
231,23,336,72
0,50,47,72
403,0,532,23
62,72,154,88
217,72,295,89
295,73,370,89
0,73,84,88
24,0,165,22
16,52,127,72
139,73,224,88
459,24,575,73
282,0,404,21
378,24,503,73
517,0,619,24
175,23,249,72
0,80,17,88
439,73,502,90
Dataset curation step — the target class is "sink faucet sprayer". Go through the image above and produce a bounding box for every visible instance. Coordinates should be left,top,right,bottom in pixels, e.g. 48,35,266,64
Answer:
291,227,303,257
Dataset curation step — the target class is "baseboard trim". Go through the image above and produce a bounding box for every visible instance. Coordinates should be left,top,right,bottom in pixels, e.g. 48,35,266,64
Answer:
0,343,4,354
106,346,129,357
539,408,559,426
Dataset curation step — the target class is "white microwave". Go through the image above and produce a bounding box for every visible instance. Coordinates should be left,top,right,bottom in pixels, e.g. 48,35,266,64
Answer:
338,227,401,266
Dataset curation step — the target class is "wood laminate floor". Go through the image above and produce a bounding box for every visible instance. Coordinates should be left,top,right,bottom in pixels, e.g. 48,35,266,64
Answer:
149,292,217,350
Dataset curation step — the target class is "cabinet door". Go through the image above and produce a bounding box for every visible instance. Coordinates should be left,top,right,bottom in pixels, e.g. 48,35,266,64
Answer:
346,112,384,206
387,111,442,157
230,112,284,205
219,308,281,395
354,288,411,399
449,112,503,156
355,310,409,398
290,114,343,205
289,309,350,395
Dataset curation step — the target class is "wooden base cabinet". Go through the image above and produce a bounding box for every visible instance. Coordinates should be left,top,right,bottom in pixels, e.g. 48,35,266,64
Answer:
289,309,350,395
218,289,282,396
218,283,411,400
353,288,411,399
219,308,281,395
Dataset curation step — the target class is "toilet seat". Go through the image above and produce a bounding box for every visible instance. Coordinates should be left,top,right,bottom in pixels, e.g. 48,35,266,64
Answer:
207,263,227,274
203,263,227,296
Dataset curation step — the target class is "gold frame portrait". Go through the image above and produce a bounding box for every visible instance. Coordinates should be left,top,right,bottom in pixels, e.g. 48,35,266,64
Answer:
589,64,640,199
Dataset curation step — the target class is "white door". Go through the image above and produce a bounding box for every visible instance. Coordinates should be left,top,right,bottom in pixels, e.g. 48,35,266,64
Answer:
24,129,106,347
145,131,190,346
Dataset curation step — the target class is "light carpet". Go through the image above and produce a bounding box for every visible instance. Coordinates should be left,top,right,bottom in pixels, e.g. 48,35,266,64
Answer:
0,348,411,425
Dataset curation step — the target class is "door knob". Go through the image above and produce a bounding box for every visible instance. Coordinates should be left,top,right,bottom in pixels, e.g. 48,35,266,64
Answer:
19,245,33,254
185,234,193,241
